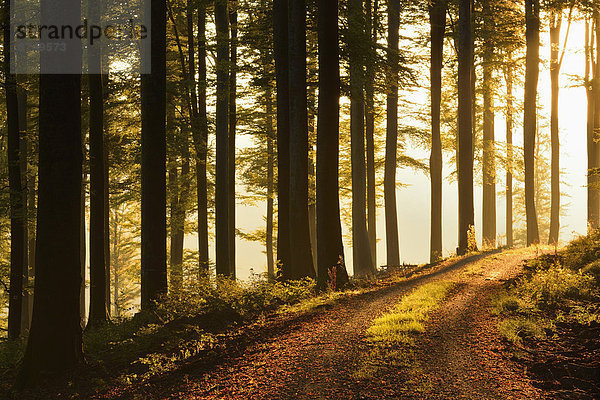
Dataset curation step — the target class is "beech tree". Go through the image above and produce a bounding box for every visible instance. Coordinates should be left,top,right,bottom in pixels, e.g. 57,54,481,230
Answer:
524,0,540,245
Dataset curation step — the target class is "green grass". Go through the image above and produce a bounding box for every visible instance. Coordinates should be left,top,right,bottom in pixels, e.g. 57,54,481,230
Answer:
367,281,455,344
353,280,454,381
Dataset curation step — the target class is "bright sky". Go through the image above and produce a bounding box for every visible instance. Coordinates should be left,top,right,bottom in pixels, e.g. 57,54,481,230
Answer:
186,15,590,280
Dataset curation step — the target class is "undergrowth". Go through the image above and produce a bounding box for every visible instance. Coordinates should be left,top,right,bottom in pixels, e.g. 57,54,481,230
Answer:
496,233,600,345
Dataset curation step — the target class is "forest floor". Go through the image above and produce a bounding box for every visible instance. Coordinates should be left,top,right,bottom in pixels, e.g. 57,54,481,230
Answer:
93,248,550,399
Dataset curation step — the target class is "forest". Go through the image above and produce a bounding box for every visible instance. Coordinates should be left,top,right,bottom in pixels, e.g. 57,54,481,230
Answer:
1,0,600,398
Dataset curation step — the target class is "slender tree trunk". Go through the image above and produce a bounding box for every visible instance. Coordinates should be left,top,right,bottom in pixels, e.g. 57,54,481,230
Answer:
592,9,600,232
384,0,400,267
17,0,84,379
287,0,315,279
273,0,291,274
195,2,210,274
524,0,540,245
586,19,597,231
482,0,496,248
80,171,86,324
505,57,514,247
87,19,108,325
457,0,475,255
141,0,168,309
317,0,349,291
27,167,36,327
17,83,32,334
365,0,377,265
429,0,445,263
104,120,110,316
349,0,375,276
215,0,231,277
548,11,561,244
266,86,275,278
228,2,237,278
5,0,25,338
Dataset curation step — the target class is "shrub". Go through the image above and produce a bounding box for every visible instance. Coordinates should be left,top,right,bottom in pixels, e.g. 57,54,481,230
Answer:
562,230,600,271
518,267,594,310
498,317,546,344
581,260,600,285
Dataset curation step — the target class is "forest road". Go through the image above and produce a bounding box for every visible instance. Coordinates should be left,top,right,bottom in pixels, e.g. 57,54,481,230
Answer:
134,248,545,399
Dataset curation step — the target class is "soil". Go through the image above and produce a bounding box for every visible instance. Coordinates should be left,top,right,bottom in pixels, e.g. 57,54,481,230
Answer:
97,248,551,399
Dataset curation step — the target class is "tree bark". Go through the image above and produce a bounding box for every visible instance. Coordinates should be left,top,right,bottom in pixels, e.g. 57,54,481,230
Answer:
505,57,514,247
429,0,445,263
287,0,315,279
228,2,238,278
524,0,540,245
273,0,291,275
457,0,475,255
17,0,84,379
349,0,375,276
87,7,108,324
141,0,168,308
482,0,496,248
316,0,349,291
5,0,25,338
384,0,401,267
215,0,231,277
195,2,210,274
548,10,561,244
365,0,377,265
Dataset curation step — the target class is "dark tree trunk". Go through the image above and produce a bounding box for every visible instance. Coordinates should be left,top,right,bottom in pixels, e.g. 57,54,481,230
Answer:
384,0,400,267
287,0,315,279
266,86,275,278
457,0,475,255
365,0,377,265
228,2,238,278
524,0,540,245
17,0,84,379
215,0,231,277
349,0,375,276
141,0,168,309
548,11,561,244
195,2,210,274
316,0,349,291
505,57,514,247
481,0,496,248
429,0,445,263
87,5,108,323
273,0,291,274
5,0,25,338
591,10,600,232
17,83,31,334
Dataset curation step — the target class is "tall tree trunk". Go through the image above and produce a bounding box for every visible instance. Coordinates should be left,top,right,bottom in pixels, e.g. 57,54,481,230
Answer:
273,0,291,274
215,0,231,277
482,0,496,248
457,0,475,255
548,10,561,244
429,0,445,263
5,0,25,338
524,0,540,245
17,0,84,380
87,14,108,325
384,0,400,267
316,0,349,291
287,0,315,279
141,0,168,309
349,0,375,276
27,166,36,327
592,8,600,232
228,2,238,278
505,57,514,247
586,18,597,232
266,86,275,278
80,171,86,324
17,83,31,334
365,0,377,265
195,2,210,274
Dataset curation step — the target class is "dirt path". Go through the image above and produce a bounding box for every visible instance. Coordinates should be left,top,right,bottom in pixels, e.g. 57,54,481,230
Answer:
120,249,544,399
